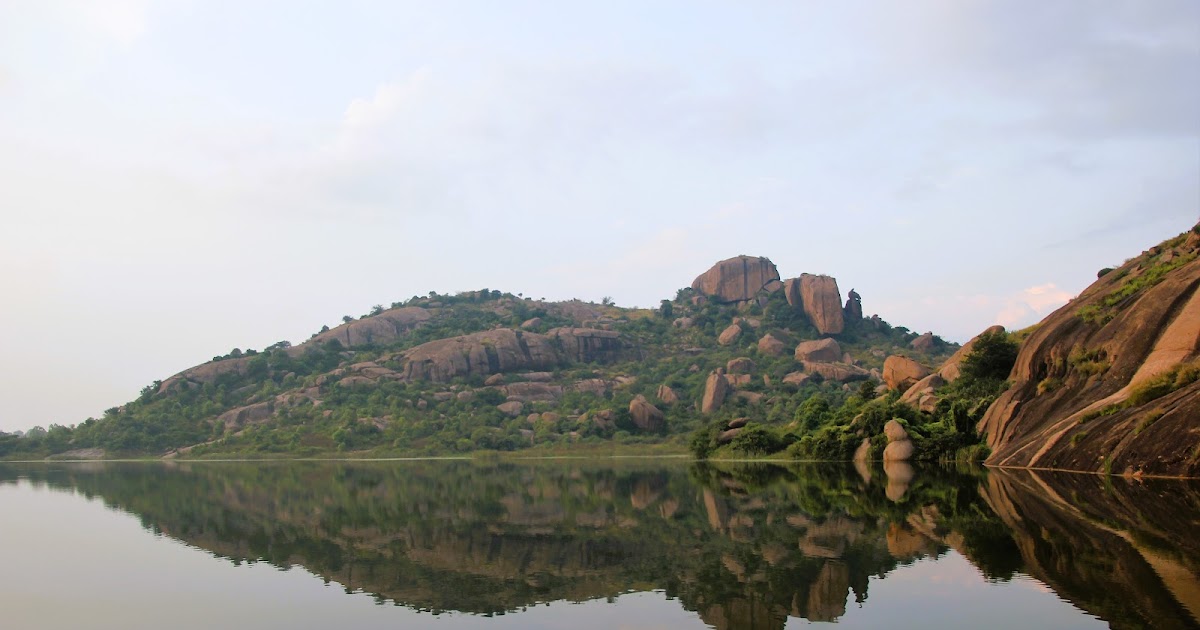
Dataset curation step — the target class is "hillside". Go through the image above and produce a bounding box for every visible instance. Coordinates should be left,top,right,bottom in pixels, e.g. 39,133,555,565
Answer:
0,256,958,459
978,225,1200,477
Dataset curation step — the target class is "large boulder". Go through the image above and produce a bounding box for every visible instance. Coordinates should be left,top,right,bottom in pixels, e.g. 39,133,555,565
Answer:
629,395,665,432
306,307,432,349
910,332,937,353
718,324,742,346
548,327,626,363
802,361,871,383
691,256,781,303
702,370,729,413
726,357,756,374
785,274,845,335
883,356,933,391
401,329,562,382
882,419,915,462
757,332,788,356
497,401,525,417
656,384,679,404
795,338,842,362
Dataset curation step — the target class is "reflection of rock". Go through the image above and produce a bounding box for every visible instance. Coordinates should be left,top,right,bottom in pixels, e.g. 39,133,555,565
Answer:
884,460,914,502
804,561,849,622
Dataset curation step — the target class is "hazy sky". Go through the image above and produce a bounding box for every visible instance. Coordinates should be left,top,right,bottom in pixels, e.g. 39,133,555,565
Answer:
1,1,1197,431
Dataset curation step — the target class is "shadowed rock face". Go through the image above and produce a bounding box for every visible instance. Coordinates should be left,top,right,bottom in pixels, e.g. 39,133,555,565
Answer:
400,329,564,382
692,256,781,304
784,274,845,335
979,227,1200,477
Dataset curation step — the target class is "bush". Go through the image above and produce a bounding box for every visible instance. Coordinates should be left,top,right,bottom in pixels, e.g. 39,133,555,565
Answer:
729,425,788,455
960,330,1018,382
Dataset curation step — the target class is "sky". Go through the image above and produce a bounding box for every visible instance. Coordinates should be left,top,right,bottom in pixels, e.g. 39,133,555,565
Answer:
0,1,1197,431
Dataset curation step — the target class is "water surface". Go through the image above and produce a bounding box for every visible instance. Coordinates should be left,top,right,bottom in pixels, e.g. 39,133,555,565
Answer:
1,460,1196,629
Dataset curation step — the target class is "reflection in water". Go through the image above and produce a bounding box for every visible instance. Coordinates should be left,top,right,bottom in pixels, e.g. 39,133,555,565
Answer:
1,460,1197,629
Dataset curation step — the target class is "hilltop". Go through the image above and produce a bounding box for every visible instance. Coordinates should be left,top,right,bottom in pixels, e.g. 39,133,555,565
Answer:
0,256,957,458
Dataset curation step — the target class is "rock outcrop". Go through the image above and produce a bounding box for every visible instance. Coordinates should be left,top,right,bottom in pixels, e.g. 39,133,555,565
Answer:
785,274,845,335
910,332,937,353
795,338,842,363
882,420,914,462
308,307,432,349
979,225,1200,477
757,332,788,356
726,358,755,374
802,361,871,383
844,289,863,322
656,385,679,405
702,370,729,413
628,395,665,432
691,255,781,303
882,356,932,391
718,324,742,346
401,329,563,382
548,328,626,363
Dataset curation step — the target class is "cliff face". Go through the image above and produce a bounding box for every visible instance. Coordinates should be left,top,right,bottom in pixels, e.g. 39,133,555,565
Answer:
980,226,1200,477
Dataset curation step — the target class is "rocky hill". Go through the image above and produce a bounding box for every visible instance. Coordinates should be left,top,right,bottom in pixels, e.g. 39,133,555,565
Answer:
977,225,1200,477
1,255,957,458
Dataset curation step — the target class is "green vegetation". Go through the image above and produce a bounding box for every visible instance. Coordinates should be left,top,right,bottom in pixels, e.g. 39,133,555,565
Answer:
1079,238,1197,325
690,330,1018,463
2,282,958,461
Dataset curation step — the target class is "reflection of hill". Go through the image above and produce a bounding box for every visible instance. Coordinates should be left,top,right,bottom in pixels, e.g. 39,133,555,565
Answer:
983,470,1200,630
2,461,1197,628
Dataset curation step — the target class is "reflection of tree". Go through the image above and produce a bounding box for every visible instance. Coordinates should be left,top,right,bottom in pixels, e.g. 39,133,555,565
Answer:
1,461,1196,628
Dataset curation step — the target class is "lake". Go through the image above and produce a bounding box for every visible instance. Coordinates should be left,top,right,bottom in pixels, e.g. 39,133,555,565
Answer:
1,459,1197,629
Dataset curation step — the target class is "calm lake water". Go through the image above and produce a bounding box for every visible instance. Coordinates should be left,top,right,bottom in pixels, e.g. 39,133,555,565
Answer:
1,459,1197,629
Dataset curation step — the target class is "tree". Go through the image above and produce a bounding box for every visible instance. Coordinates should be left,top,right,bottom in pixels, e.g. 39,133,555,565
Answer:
601,296,614,306
960,330,1019,382
659,300,674,319
342,315,354,324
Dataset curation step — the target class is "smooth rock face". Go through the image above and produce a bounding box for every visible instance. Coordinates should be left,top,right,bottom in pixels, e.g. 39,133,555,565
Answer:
883,440,915,462
979,229,1200,477
308,307,432,349
401,329,562,383
702,371,729,413
757,333,787,356
795,338,842,363
883,356,933,391
785,274,845,335
802,361,871,383
497,401,525,417
519,317,543,330
782,372,812,386
691,256,781,303
718,324,742,346
883,419,909,442
910,332,937,353
726,358,756,374
656,385,679,404
629,395,665,432
548,327,626,363
727,417,749,429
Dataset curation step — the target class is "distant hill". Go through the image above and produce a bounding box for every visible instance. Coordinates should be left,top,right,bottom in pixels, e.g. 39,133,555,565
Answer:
1,255,959,458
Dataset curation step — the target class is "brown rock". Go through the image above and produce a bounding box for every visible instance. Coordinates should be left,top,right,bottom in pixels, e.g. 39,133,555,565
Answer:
497,401,525,417
939,325,1006,382
802,361,871,383
884,419,909,442
402,329,562,382
883,356,933,391
726,357,756,374
673,317,695,329
844,289,863,322
548,327,626,363
910,332,937,352
484,373,505,386
795,338,843,362
217,402,273,430
782,372,812,387
717,428,743,444
718,324,742,346
691,255,781,303
573,379,610,396
883,439,915,462
306,306,432,349
726,373,751,387
503,382,563,402
629,395,665,432
702,371,729,413
900,373,945,405
519,317,543,329
727,417,749,429
785,274,845,335
656,385,679,404
757,333,787,356
735,391,764,404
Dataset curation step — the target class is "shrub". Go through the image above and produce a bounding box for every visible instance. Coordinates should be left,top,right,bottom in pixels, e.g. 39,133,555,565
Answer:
729,425,788,455
960,330,1018,382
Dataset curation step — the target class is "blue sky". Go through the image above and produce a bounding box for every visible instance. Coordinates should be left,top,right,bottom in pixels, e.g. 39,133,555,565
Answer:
1,0,1197,431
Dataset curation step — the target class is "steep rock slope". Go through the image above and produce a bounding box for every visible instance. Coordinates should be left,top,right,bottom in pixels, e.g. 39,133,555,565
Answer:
979,226,1200,477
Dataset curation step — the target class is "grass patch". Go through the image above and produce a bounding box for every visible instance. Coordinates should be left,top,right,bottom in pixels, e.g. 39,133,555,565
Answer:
1133,410,1165,436
1070,431,1088,446
1037,377,1063,395
1077,247,1197,325
1069,347,1110,376
1127,362,1200,407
